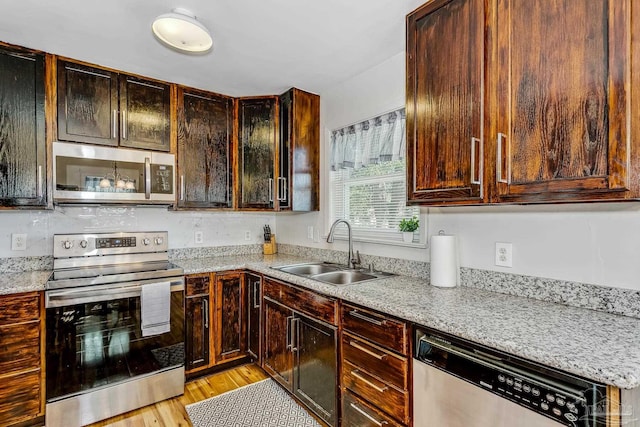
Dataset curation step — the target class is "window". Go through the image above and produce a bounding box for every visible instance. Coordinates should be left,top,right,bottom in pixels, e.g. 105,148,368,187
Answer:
329,108,422,244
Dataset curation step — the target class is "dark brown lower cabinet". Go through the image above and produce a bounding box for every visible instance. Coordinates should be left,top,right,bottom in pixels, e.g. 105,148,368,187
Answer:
0,292,44,427
215,272,246,362
342,390,403,427
185,275,211,373
263,277,337,426
246,273,262,361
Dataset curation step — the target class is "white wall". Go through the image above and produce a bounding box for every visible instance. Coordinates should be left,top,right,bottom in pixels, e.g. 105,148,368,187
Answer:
0,206,275,258
275,51,640,291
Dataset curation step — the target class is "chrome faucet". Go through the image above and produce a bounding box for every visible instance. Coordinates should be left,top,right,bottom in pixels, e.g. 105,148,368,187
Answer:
326,219,361,269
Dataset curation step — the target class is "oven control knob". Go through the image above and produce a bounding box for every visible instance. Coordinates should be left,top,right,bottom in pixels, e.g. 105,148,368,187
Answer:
142,238,150,246
155,237,164,245
79,240,88,248
62,240,73,249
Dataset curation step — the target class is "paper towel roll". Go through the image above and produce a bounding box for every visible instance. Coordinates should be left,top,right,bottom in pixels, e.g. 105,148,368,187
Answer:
430,234,459,287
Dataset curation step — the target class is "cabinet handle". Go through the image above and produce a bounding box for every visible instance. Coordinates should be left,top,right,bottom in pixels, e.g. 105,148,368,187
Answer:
277,177,287,201
121,109,127,139
351,369,388,393
253,281,260,308
286,315,294,349
496,132,510,184
112,110,117,138
268,178,274,202
348,310,386,326
180,175,185,201
37,165,43,198
291,318,300,352
144,157,151,199
203,299,209,329
471,137,482,185
349,403,388,426
349,340,387,360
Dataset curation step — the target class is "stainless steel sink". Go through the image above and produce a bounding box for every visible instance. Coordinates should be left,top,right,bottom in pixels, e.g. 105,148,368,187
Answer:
278,263,341,275
310,270,376,285
272,262,393,285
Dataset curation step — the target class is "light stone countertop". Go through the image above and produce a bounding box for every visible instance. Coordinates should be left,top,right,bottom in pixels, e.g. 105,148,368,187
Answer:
0,270,51,295
3,254,639,389
177,254,640,389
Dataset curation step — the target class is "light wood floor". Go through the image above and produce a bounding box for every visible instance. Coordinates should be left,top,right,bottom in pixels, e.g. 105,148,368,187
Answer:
87,363,269,427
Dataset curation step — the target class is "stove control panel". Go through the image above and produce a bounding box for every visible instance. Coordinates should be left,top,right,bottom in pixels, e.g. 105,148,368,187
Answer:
53,232,168,258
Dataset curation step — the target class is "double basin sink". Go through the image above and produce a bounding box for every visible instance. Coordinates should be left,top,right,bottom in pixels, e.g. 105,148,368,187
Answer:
273,262,394,285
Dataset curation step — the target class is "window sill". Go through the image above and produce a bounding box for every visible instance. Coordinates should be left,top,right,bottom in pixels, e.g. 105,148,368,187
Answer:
328,234,427,249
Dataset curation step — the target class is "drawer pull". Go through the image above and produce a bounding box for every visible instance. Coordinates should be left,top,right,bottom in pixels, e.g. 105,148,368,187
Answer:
351,369,388,393
349,310,386,326
349,340,387,360
350,403,388,426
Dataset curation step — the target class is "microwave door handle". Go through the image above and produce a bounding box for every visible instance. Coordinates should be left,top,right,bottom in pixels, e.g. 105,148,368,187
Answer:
145,157,151,199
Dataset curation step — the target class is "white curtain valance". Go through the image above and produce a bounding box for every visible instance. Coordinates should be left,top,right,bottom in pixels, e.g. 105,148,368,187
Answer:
330,108,406,170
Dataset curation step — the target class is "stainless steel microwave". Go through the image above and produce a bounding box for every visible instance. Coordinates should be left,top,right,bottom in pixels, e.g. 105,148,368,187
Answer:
53,141,175,204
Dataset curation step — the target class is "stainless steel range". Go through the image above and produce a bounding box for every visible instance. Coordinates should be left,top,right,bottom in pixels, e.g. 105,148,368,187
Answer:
45,231,185,427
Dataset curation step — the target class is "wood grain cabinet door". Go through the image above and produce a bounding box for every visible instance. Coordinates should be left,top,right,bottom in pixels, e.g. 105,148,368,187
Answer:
262,297,294,391
57,60,119,146
185,294,210,372
214,272,246,362
406,0,485,204
0,46,46,207
177,88,234,208
278,88,320,211
492,0,631,203
238,97,277,209
119,75,170,152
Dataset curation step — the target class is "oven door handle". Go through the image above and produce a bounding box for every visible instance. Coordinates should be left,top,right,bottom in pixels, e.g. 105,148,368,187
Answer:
45,279,184,308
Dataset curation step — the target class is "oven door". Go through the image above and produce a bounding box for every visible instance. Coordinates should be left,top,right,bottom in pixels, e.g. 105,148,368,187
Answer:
45,277,184,402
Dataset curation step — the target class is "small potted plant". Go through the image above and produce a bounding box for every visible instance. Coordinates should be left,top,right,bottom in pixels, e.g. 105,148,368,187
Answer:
399,216,419,243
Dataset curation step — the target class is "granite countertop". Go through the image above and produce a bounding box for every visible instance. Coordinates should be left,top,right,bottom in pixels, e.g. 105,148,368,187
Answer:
3,254,639,389
0,270,51,295
177,254,640,389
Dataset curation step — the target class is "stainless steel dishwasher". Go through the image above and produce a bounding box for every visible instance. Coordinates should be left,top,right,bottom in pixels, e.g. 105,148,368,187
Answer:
413,327,607,427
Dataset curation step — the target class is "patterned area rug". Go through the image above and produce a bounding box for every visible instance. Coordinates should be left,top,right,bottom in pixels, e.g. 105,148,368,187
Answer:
185,378,322,427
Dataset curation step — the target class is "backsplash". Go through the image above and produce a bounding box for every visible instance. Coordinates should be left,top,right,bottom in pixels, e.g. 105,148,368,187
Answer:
169,244,263,260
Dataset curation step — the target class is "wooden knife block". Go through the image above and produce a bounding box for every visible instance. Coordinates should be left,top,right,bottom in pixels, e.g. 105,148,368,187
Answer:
263,235,277,255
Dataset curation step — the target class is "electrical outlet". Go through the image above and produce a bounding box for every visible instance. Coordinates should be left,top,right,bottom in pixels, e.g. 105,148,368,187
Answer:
194,231,203,244
495,242,513,267
307,226,314,240
11,234,27,251
244,231,251,241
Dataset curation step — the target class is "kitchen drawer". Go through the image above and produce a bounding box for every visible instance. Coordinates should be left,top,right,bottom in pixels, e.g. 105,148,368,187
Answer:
264,277,337,325
342,332,408,390
341,303,408,354
186,274,210,296
342,359,409,424
0,369,41,425
0,320,40,374
0,292,40,325
342,389,404,427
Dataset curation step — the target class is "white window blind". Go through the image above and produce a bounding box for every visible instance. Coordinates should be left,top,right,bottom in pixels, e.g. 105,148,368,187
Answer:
329,108,421,244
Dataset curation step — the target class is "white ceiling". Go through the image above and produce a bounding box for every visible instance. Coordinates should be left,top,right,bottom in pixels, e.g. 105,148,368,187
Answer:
0,0,425,97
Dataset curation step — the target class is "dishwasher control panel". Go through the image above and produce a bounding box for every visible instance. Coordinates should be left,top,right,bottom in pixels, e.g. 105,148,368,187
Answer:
415,328,607,426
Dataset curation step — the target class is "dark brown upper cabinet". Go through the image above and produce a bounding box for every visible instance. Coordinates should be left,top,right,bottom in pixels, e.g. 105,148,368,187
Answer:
407,0,637,205
278,88,320,211
406,0,485,205
237,96,278,209
0,44,46,208
57,59,170,151
177,88,234,208
237,89,319,211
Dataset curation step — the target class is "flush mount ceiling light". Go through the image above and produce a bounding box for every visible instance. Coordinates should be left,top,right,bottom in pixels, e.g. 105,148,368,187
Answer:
152,8,213,53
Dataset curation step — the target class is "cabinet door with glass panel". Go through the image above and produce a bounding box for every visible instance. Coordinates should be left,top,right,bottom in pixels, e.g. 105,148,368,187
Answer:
329,109,420,244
